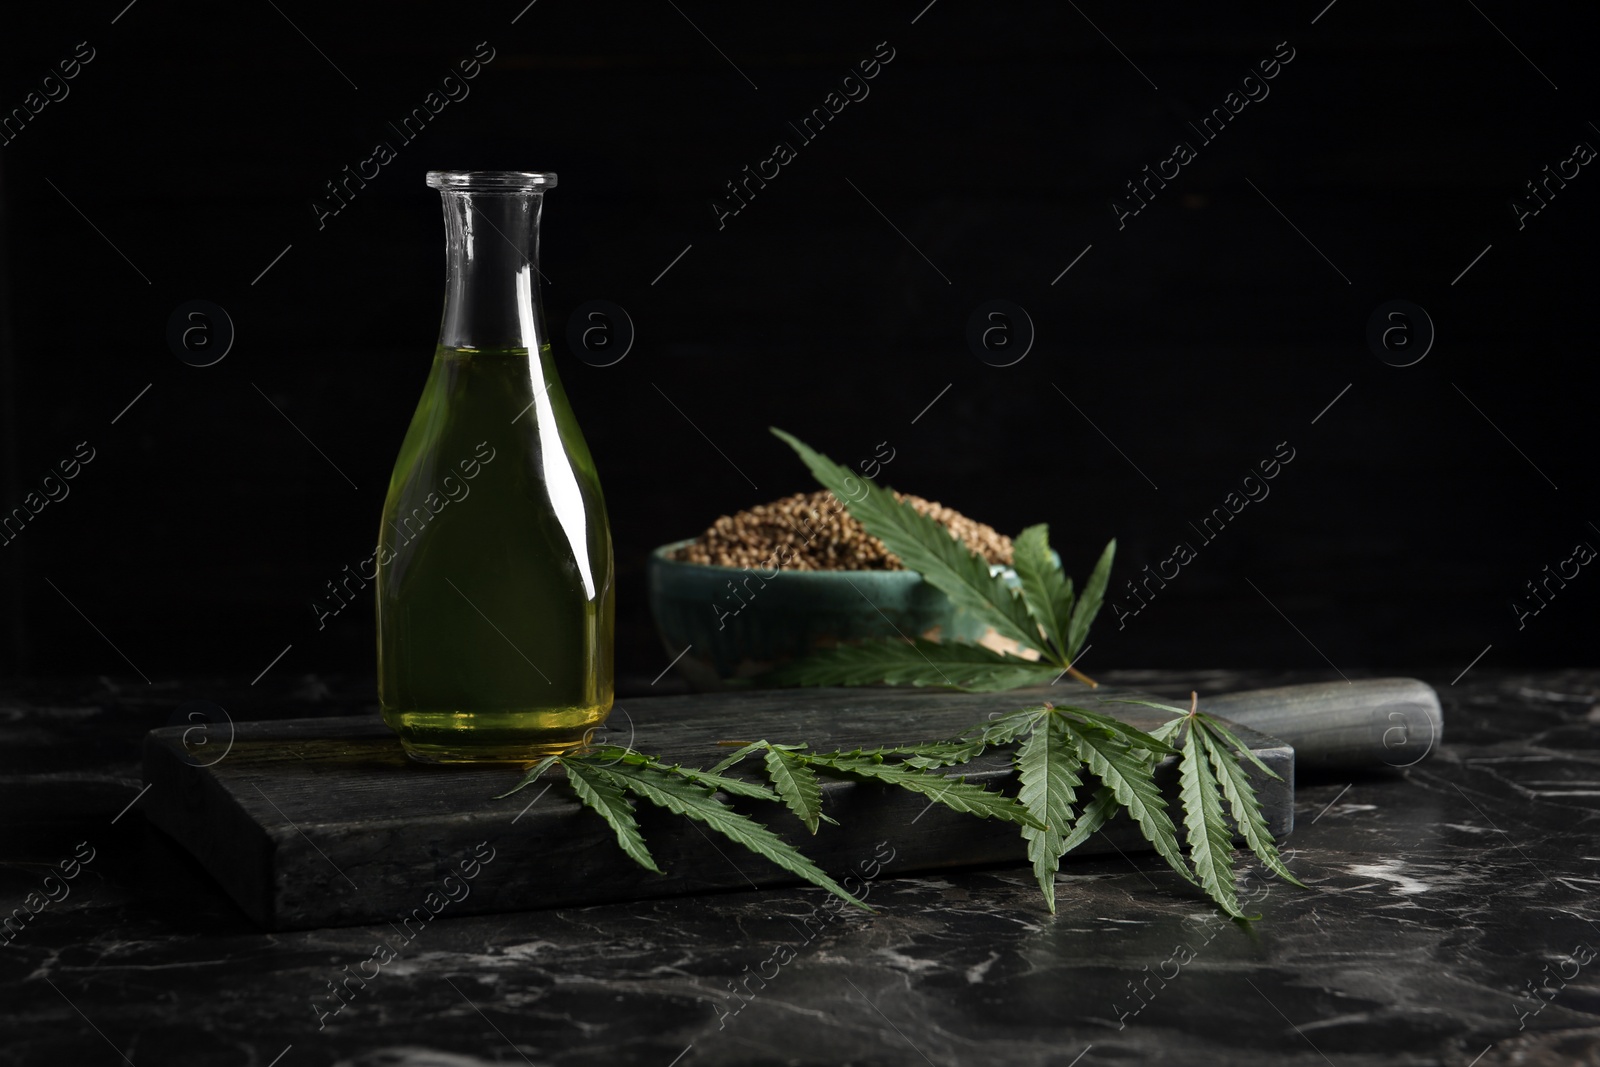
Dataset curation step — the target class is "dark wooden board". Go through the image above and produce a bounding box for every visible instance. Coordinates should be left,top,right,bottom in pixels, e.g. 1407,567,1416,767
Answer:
140,686,1292,930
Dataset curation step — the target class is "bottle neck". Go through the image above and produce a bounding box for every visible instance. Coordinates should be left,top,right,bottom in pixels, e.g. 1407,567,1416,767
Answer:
437,190,548,352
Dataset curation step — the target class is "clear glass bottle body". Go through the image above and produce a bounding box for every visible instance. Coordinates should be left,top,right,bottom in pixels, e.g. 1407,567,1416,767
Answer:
377,171,614,763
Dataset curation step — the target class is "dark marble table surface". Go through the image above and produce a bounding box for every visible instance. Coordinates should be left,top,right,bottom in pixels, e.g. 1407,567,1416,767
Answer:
4,669,1599,1067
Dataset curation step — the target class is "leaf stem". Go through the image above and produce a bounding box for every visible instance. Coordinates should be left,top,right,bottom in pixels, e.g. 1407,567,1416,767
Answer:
1067,666,1099,688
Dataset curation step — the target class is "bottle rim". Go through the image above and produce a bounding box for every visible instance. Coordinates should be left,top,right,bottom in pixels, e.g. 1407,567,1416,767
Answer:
426,171,557,192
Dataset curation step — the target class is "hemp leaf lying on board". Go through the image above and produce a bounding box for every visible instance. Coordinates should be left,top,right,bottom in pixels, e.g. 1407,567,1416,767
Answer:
498,739,1035,910
498,746,870,911
498,694,1303,919
960,692,1300,917
1106,692,1307,918
761,428,1114,692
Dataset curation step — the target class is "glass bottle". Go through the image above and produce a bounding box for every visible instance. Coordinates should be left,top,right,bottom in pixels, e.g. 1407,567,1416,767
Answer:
376,170,614,763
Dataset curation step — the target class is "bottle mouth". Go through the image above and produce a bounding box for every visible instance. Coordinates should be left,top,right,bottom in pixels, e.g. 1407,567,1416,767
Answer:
426,170,557,192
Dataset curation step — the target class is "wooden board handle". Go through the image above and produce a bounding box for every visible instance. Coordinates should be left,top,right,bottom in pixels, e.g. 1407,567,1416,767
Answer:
1204,677,1442,771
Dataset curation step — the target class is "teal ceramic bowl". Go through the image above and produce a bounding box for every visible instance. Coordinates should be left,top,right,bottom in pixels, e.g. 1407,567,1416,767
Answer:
646,539,1019,690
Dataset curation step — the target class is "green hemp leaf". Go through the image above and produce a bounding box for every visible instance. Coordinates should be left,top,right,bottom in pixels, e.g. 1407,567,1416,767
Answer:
1000,703,1184,913
499,748,869,911
1100,693,1305,917
497,691,1304,919
763,429,1113,692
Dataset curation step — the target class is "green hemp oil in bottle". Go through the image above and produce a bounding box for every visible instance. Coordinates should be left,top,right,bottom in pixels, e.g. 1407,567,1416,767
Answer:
376,171,614,762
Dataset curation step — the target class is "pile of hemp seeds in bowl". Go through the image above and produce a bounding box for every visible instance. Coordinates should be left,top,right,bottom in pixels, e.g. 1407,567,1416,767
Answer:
673,490,1013,572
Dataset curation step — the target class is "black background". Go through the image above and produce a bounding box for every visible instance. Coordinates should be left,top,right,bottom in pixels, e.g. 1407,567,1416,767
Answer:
1,1,1594,687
